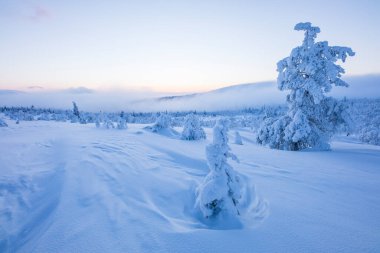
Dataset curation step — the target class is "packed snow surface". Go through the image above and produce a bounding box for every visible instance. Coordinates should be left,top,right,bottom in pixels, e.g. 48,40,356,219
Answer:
1,120,380,252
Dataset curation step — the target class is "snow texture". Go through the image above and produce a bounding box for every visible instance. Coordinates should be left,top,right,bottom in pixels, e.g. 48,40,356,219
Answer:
0,120,379,252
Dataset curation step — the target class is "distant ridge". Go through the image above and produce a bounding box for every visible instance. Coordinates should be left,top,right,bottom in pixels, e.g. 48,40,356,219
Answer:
0,89,25,95
0,74,379,112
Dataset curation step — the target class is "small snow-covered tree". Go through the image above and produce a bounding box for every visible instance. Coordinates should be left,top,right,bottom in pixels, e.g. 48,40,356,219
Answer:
95,116,101,128
102,116,115,129
257,22,355,151
358,104,380,145
181,113,206,140
117,117,128,129
359,122,380,146
234,131,243,145
95,112,103,128
196,119,243,218
151,114,171,132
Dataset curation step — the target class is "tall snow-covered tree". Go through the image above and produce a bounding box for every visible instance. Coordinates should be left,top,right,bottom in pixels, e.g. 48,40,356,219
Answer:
71,102,80,123
196,119,242,218
181,113,206,140
257,22,355,151
72,102,80,117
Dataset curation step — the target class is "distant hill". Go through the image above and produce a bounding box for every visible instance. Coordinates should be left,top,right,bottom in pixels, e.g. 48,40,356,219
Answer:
137,81,283,111
0,90,26,95
135,75,380,111
0,75,379,112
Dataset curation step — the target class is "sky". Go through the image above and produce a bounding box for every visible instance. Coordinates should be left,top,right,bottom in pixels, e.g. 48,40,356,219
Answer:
1,0,379,93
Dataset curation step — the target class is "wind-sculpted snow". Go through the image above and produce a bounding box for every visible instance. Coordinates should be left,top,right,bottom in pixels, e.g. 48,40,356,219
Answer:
0,120,380,252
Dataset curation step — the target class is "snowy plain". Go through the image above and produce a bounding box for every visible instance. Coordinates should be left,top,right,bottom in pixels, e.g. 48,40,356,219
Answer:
1,119,380,253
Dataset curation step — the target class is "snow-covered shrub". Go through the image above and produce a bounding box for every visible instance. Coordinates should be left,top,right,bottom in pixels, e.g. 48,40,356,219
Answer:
234,131,243,145
257,22,355,151
196,119,243,218
181,114,206,140
95,116,101,128
37,113,50,121
359,125,380,145
102,118,115,129
95,112,104,128
0,118,8,127
117,117,128,129
151,114,171,132
358,108,380,145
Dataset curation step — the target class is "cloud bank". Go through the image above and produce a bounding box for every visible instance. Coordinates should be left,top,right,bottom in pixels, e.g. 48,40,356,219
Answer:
0,75,379,112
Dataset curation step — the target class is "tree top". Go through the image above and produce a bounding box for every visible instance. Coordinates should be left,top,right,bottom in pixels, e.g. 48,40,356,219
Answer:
294,22,320,46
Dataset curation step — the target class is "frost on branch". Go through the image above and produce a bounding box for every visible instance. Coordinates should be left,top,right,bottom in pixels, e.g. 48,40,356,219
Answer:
257,22,355,151
195,119,243,218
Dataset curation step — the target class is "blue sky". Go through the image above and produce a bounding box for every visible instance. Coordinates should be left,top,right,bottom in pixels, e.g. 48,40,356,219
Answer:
1,0,379,92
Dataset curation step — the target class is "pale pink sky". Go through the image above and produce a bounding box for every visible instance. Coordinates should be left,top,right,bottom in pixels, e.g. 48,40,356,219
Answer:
1,0,379,92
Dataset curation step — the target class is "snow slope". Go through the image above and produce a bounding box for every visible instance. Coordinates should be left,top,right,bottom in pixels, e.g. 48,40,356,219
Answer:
1,120,380,252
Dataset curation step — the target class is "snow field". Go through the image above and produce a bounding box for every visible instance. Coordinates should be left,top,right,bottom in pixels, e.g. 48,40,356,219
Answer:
1,120,380,252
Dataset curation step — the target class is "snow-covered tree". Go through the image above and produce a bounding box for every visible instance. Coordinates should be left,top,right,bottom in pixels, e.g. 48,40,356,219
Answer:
0,118,8,127
196,119,243,218
102,115,115,129
257,22,355,151
151,114,171,132
359,122,380,146
181,113,206,140
358,103,380,145
117,117,128,129
95,112,104,128
234,131,243,145
71,102,80,123
95,116,101,128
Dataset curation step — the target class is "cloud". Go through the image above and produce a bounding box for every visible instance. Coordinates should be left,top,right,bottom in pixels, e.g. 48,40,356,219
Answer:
27,86,44,90
0,75,379,112
62,87,94,94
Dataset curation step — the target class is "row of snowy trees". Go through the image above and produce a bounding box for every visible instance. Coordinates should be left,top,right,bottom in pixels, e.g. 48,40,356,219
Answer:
0,104,271,129
1,99,377,147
